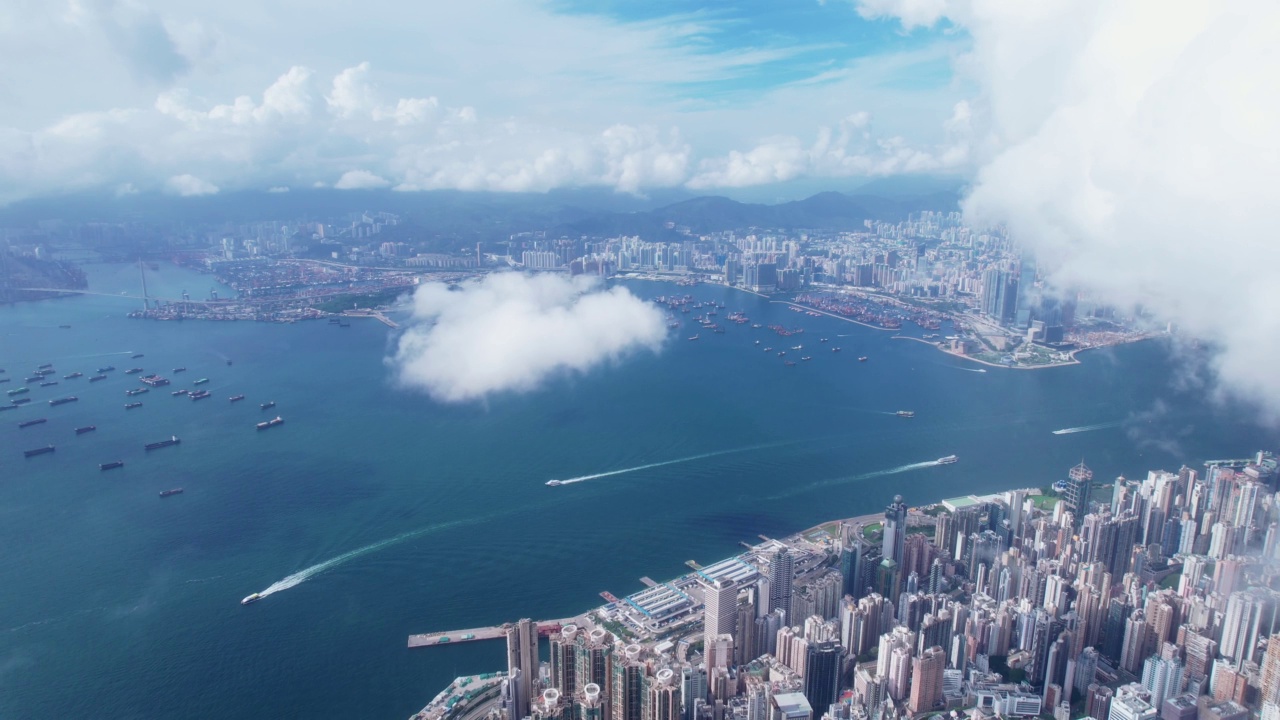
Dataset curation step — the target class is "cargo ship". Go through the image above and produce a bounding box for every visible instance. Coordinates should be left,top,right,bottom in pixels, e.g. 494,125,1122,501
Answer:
25,445,55,457
172,389,188,396
76,425,96,434
241,593,262,605
0,377,9,383
145,436,181,451
97,366,115,373
124,368,143,375
49,396,78,406
24,376,40,383
131,353,144,359
229,394,245,403
125,402,143,409
173,367,186,373
19,418,47,428
256,416,284,431
936,455,959,464
125,388,149,396
12,397,31,405
64,372,82,379
260,401,275,410
0,405,15,412
159,488,184,498
89,374,107,382
193,378,209,385
39,381,58,387
140,375,170,387
190,390,211,400
100,461,124,470
37,363,52,369
895,411,915,418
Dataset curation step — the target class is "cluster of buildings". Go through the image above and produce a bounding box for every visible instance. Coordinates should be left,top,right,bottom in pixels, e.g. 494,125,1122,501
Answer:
431,452,1280,720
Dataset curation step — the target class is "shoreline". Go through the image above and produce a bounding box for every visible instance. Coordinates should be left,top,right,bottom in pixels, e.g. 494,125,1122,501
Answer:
892,332,1160,371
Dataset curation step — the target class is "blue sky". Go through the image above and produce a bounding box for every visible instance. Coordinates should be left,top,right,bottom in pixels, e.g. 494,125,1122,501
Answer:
0,0,971,201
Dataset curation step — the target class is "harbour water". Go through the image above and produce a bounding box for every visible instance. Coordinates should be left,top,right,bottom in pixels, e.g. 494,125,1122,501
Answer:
0,263,1271,718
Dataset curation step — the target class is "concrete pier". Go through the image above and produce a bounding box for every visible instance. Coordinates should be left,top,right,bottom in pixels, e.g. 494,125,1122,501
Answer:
407,616,587,648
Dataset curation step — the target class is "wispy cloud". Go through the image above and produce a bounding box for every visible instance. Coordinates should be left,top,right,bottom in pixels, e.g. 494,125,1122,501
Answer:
389,273,667,403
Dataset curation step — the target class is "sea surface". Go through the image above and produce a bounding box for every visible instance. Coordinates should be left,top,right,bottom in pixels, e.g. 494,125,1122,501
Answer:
0,263,1271,719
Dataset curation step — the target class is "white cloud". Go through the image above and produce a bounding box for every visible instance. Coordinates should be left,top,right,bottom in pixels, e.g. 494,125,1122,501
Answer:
164,173,218,196
859,0,1280,412
390,273,667,403
267,185,289,193
334,169,391,189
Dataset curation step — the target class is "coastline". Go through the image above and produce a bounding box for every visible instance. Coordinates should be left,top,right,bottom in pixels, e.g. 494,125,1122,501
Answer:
893,332,1160,371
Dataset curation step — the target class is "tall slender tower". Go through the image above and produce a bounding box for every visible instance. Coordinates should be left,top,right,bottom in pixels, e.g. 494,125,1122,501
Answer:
768,548,794,624
506,618,540,719
703,579,738,669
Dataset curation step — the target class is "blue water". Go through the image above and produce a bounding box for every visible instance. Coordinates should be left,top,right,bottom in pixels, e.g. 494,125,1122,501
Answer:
0,264,1270,718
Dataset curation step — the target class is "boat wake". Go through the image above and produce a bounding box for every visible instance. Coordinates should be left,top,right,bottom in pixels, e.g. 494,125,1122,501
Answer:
1052,421,1122,435
252,516,488,600
551,441,793,486
956,367,987,373
768,459,942,500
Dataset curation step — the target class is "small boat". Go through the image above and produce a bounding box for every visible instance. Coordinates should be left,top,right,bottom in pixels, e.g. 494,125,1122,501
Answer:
820,338,829,343
937,455,959,465
124,402,143,409
754,340,760,345
100,461,124,471
193,378,209,385
19,418,47,429
172,389,188,396
159,488,184,498
76,425,96,434
229,394,245,403
688,335,699,341
241,593,262,605
896,411,915,418
858,357,868,362
777,351,786,357
801,357,812,361
546,479,563,487
124,368,143,375
131,354,144,359
832,348,841,353
260,401,276,410
25,445,55,457
64,372,82,379
59,324,71,329
791,345,803,350
125,388,148,396
173,367,187,373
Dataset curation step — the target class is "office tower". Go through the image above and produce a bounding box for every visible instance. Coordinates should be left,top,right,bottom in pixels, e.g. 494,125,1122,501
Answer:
804,642,842,716
611,646,648,720
506,618,540,720
680,666,705,720
736,589,758,666
839,529,865,599
647,669,681,720
883,496,908,568
909,646,946,714
1120,611,1150,674
769,548,795,623
876,559,902,608
1141,656,1184,709
1064,462,1094,527
1073,648,1101,697
703,580,738,669
1042,632,1072,701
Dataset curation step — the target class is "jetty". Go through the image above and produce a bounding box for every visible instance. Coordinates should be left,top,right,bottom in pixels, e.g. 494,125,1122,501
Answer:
407,615,587,648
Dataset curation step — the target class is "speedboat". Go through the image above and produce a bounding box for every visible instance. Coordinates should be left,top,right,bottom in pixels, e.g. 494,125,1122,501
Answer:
241,593,262,605
937,455,959,464
545,479,563,487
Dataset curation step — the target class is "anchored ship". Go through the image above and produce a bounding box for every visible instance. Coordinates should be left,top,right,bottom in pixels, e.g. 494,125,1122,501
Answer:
76,425,96,434
159,488,184,498
100,461,124,471
229,394,245,403
256,416,284,431
89,374,107,382
124,402,143,409
25,445,55,457
260,401,276,410
19,418,47,428
49,396,78,406
144,436,181,451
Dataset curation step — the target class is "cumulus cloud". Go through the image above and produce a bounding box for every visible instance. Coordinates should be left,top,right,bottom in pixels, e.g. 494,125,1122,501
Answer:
859,0,1280,411
164,173,218,196
334,169,391,189
390,273,667,402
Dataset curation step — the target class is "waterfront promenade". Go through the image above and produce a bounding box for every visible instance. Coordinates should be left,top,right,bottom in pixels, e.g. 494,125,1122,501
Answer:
407,615,588,648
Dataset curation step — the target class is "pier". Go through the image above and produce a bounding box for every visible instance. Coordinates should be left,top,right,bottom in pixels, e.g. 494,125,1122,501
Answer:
407,616,587,648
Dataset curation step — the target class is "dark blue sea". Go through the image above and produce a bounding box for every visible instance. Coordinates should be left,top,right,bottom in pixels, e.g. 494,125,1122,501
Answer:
0,263,1269,718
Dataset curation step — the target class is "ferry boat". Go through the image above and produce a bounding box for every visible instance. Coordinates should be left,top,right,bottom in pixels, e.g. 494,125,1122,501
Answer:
64,372,82,379
100,461,124,471
546,479,563,486
173,367,187,373
25,445,55,457
895,411,915,418
193,378,209,385
229,394,245,403
97,366,115,372
159,488,184,498
145,436,181,451
172,389,188,396
19,418,47,428
76,425,96,434
125,388,149,396
125,402,143,409
260,401,276,410
124,368,143,375
89,374,107,382
256,416,284,431
241,593,262,605
937,455,959,465
49,396,78,406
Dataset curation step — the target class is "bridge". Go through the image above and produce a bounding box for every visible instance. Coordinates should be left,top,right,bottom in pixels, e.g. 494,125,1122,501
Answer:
407,615,588,649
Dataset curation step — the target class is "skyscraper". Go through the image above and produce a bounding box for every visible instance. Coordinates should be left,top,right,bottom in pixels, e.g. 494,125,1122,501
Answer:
909,646,946,714
506,618,540,720
804,642,842,716
768,547,795,623
1140,656,1184,709
883,496,908,568
1064,462,1094,527
703,579,738,669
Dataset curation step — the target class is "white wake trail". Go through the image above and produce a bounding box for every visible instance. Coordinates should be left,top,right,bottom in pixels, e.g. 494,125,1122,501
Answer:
769,459,943,500
552,441,792,486
1052,421,1122,435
